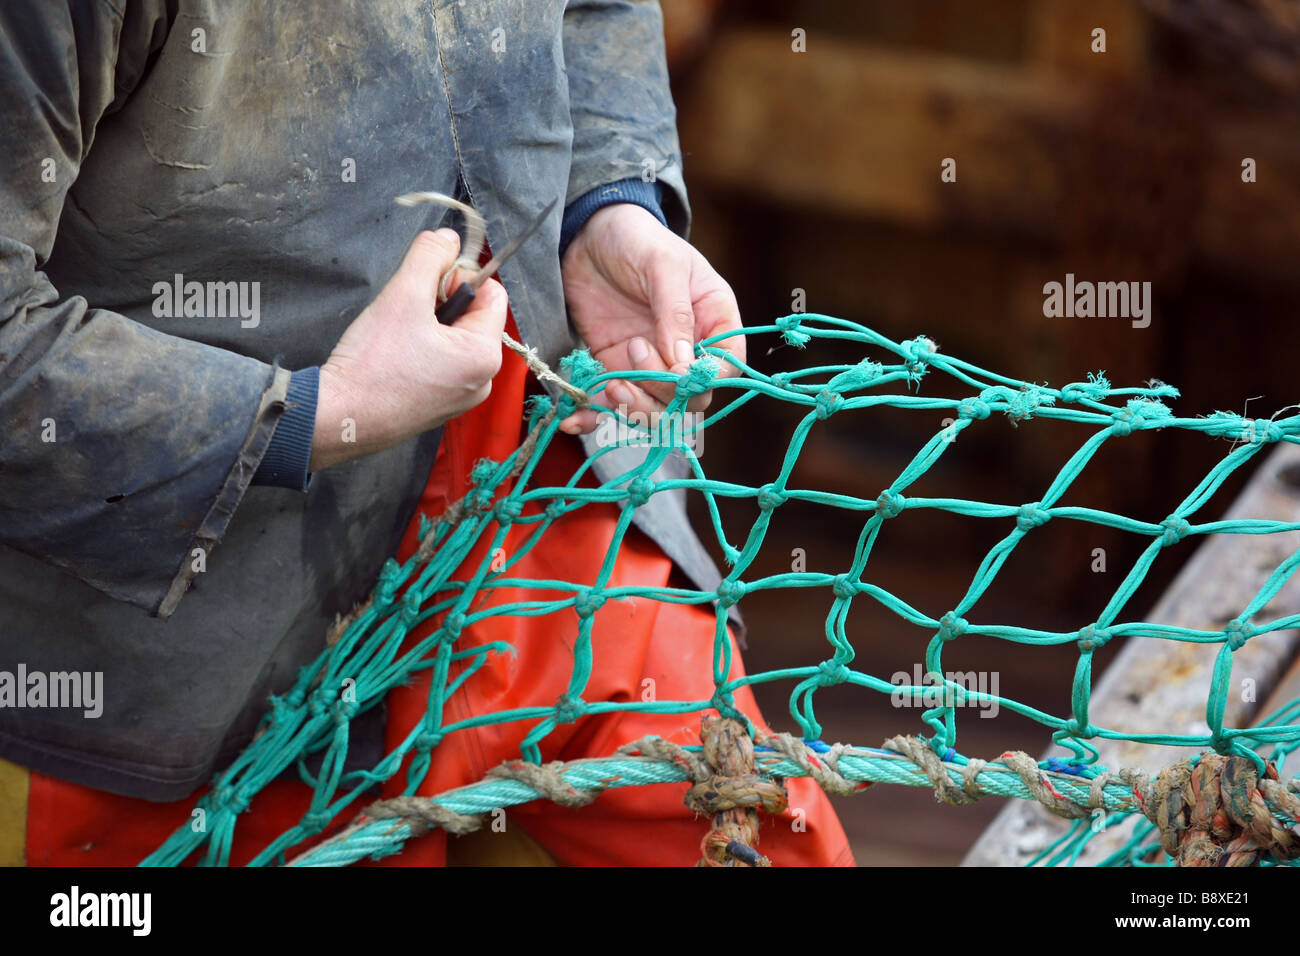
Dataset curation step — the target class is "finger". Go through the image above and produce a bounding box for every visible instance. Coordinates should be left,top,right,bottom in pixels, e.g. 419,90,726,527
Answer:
646,251,699,372
624,335,678,408
393,228,462,311
559,408,602,435
691,266,746,377
611,376,671,427
558,376,639,436
450,276,508,341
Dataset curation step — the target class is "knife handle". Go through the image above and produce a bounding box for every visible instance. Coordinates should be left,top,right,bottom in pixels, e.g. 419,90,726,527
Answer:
436,283,476,325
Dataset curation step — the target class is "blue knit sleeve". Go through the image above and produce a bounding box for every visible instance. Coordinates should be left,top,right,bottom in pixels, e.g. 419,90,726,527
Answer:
252,366,319,491
559,178,667,258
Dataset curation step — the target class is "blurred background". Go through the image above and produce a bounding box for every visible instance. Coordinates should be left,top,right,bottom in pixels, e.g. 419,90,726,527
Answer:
655,0,1300,863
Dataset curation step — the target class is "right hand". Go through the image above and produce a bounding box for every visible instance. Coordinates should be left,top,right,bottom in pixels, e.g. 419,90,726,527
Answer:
310,228,507,471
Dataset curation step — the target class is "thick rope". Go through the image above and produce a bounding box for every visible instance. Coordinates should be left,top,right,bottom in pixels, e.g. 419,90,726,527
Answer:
285,731,1299,867
1135,754,1300,866
687,716,786,866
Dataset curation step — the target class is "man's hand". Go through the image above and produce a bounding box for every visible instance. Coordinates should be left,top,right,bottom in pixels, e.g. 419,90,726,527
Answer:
559,204,745,434
310,228,507,470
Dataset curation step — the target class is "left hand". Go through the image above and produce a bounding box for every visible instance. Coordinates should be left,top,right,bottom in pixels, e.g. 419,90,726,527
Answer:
558,203,745,434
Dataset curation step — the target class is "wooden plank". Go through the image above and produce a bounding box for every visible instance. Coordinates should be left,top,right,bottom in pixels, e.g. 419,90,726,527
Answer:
1256,652,1300,782
680,29,1083,235
961,442,1300,866
677,29,1300,282
1026,0,1148,77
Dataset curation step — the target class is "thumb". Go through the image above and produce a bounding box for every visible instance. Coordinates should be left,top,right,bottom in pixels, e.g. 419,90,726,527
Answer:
390,228,462,308
450,276,509,341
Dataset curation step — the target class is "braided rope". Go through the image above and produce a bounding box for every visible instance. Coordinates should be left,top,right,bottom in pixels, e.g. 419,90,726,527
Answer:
285,732,1300,867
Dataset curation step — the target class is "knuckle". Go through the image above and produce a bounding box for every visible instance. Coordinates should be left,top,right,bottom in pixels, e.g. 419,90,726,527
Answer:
665,303,694,329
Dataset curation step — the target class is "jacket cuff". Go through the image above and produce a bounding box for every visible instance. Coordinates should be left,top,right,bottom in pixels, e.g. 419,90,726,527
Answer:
252,366,319,491
559,178,667,258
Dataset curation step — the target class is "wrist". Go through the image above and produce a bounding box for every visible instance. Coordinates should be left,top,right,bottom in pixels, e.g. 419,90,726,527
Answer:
311,361,376,470
560,178,666,259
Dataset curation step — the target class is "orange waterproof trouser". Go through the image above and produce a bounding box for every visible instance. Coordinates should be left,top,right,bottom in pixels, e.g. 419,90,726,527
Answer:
22,315,854,867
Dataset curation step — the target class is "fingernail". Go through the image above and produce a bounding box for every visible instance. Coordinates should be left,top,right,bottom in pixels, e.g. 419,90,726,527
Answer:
628,337,651,366
675,339,695,366
434,227,459,243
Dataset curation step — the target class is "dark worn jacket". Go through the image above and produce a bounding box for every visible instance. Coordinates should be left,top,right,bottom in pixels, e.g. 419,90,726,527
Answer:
0,0,727,800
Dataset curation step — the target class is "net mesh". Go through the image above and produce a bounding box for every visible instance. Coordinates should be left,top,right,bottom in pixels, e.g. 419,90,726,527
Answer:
143,313,1300,867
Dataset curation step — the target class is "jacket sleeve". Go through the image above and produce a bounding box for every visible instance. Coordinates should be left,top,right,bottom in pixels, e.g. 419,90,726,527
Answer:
561,0,691,239
0,1,291,619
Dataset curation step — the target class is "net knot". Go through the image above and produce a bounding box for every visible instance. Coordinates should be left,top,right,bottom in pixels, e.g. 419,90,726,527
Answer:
957,397,991,421
1240,419,1285,444
814,389,844,419
415,730,443,751
1159,515,1191,546
716,578,747,607
440,611,467,640
775,313,811,347
756,483,787,511
876,490,906,519
1064,717,1096,738
525,392,553,425
308,687,335,717
675,359,717,401
1007,384,1054,424
1110,407,1142,436
544,499,566,521
938,612,968,642
902,335,937,381
553,694,587,724
625,476,656,507
333,698,359,725
300,809,333,836
831,574,858,599
470,487,497,514
1016,502,1051,531
469,457,499,486
494,497,524,525
1223,619,1255,652
573,589,606,617
398,589,422,626
770,371,792,390
375,557,402,610
1076,624,1112,652
558,349,605,393
817,660,851,686
214,786,254,815
1140,754,1300,866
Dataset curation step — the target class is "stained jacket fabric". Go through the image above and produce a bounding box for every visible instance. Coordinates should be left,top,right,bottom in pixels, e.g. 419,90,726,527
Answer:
0,0,730,800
